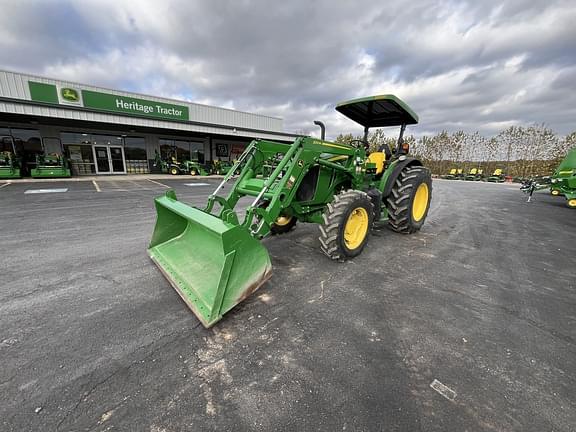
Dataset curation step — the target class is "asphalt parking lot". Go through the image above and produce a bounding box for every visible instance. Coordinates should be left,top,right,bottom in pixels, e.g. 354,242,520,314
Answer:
1,177,575,431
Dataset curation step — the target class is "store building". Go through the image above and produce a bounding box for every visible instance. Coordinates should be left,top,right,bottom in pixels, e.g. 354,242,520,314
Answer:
0,70,296,176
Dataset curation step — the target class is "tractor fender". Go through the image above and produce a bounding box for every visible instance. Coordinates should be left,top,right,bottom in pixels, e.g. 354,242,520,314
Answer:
382,157,423,198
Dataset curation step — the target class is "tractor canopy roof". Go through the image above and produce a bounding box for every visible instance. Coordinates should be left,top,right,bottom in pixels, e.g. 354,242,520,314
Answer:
335,95,418,128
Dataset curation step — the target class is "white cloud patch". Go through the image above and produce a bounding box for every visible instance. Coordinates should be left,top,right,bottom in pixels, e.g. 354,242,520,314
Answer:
0,0,575,138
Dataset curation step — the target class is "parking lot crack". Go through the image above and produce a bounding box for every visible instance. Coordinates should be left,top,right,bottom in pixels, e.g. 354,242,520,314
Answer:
55,329,191,430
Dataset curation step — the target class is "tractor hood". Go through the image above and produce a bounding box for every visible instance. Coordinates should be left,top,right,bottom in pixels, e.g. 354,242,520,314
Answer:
555,148,576,176
336,95,418,128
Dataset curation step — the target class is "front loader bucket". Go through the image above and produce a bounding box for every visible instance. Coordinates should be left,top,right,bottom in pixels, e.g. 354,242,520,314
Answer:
148,190,272,327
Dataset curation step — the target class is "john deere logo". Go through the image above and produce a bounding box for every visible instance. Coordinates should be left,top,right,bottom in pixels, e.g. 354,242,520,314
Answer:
61,88,80,102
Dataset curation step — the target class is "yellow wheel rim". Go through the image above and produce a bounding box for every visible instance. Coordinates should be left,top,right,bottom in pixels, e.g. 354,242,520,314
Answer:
170,168,178,175
568,199,576,208
344,207,369,250
412,183,429,222
275,215,293,226
551,189,560,196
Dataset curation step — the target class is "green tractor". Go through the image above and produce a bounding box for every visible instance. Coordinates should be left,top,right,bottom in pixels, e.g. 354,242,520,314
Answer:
550,148,576,208
442,167,464,180
464,167,484,181
0,136,21,179
30,137,71,178
212,159,236,175
148,95,432,327
486,168,505,183
155,147,211,176
187,150,212,176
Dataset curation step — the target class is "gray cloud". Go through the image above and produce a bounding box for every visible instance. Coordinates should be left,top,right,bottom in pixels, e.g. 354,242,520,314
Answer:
1,0,575,139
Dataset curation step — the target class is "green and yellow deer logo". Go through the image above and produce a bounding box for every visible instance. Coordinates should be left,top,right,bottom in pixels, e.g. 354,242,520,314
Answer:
61,88,80,102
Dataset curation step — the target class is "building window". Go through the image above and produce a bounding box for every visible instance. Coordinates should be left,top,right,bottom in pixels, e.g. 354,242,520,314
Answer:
190,141,205,163
43,137,63,154
124,137,149,174
174,139,191,161
0,128,13,153
159,138,205,163
11,128,41,176
61,132,96,175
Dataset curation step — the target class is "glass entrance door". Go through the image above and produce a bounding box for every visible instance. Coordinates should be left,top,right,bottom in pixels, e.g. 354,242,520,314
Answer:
109,146,125,173
94,146,110,173
92,145,126,174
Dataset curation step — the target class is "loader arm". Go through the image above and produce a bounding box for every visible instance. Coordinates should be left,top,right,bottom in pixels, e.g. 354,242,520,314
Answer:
205,137,360,238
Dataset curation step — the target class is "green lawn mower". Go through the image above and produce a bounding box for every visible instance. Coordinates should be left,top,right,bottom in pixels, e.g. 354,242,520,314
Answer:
148,95,432,327
442,168,460,179
464,167,484,181
550,148,576,208
486,168,505,183
0,136,21,179
30,137,71,178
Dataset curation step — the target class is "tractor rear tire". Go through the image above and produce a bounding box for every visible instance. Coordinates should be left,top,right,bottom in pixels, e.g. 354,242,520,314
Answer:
319,190,374,261
386,166,432,233
270,216,297,235
170,167,179,175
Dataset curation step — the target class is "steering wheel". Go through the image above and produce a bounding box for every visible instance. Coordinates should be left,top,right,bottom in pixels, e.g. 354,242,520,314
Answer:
349,139,369,149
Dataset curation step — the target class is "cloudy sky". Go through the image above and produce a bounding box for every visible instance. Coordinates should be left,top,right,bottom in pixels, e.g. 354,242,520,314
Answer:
1,0,575,139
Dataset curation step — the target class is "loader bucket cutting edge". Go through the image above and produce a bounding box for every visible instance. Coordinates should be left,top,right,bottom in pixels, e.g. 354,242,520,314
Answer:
148,190,272,327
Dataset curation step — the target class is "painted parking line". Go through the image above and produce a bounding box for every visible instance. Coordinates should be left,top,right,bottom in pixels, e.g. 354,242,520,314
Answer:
24,188,69,194
92,180,101,192
184,183,211,187
146,178,170,188
0,183,10,189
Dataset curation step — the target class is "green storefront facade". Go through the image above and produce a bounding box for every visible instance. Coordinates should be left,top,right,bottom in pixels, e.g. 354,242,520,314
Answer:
0,70,294,176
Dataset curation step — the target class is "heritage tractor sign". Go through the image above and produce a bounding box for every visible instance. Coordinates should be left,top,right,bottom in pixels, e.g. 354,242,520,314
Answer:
28,81,189,122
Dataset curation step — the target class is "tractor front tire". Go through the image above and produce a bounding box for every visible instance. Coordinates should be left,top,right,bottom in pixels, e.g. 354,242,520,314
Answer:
387,166,432,233
190,168,198,176
319,190,374,261
270,215,297,235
